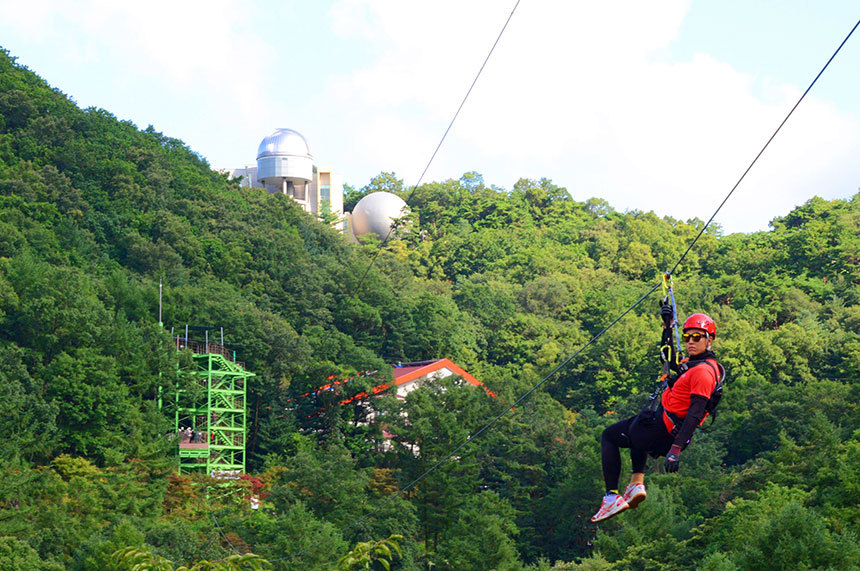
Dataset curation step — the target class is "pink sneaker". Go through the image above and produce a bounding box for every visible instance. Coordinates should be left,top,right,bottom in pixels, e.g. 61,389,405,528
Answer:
623,483,647,509
590,494,629,522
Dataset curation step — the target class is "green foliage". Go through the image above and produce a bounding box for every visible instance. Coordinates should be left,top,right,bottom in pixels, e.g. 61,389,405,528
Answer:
0,536,63,570
111,546,272,570
692,484,860,569
338,534,403,571
265,435,370,527
433,491,522,570
1,44,860,569
221,501,348,570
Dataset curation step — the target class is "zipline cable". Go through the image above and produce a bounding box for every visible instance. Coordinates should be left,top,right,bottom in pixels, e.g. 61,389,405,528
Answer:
205,487,244,557
350,0,522,299
272,283,662,564
198,1,523,561
249,14,860,566
669,17,860,276
340,283,661,524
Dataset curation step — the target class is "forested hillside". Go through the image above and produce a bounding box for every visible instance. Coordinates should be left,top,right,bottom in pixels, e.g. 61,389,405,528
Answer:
1,47,859,570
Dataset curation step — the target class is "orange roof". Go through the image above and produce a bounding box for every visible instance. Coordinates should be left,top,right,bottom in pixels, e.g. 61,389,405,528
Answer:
297,359,496,407
392,359,496,397
340,359,496,405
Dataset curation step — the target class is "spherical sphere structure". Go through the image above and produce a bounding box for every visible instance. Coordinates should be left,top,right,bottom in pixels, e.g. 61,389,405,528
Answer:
256,128,313,185
351,192,410,241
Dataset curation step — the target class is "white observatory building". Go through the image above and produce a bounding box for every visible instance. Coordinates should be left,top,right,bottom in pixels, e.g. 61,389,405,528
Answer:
257,128,313,198
348,191,410,243
231,128,344,226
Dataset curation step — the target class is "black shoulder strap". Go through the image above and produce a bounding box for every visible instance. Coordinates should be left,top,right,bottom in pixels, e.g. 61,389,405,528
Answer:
663,359,726,432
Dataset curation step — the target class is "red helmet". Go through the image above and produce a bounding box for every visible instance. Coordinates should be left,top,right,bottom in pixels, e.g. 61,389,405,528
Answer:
683,313,716,337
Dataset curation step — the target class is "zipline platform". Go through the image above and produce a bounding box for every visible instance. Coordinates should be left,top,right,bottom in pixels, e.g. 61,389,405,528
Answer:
161,329,255,475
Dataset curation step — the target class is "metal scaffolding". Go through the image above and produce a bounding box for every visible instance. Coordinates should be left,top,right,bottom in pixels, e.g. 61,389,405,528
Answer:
166,334,254,476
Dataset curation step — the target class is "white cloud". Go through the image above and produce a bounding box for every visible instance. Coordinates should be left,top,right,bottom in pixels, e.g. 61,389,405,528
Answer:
324,0,860,232
1,0,275,126
2,0,857,233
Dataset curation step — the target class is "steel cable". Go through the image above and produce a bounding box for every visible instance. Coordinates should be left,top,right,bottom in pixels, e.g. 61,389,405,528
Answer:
350,0,522,299
237,13,860,567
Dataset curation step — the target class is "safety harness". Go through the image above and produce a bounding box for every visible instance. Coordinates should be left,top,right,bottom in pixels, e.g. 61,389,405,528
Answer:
644,273,726,435
662,358,726,434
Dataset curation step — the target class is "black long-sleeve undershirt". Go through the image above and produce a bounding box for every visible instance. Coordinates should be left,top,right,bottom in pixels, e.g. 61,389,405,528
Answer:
673,394,709,449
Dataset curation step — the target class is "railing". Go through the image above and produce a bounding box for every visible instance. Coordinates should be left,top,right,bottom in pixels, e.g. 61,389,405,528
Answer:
174,337,245,368
176,430,243,448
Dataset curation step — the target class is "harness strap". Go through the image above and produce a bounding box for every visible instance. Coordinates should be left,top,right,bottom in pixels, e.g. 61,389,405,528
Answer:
660,359,723,434
663,408,682,437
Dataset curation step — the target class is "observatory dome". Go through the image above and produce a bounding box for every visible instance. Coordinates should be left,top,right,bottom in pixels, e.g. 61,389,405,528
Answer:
256,128,312,160
351,192,410,241
256,128,313,186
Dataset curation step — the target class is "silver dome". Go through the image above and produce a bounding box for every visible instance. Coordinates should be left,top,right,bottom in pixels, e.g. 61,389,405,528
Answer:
351,192,410,241
256,128,312,160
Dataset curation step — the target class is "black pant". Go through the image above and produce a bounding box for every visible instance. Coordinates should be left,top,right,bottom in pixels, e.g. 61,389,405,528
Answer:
601,410,674,492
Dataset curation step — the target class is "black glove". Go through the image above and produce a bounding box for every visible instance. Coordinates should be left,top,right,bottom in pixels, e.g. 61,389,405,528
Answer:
660,302,674,327
664,445,682,473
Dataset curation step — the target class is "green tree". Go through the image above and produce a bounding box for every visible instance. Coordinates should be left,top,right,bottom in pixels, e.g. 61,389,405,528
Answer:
112,546,272,570
0,536,63,571
433,491,522,571
337,534,403,571
692,484,860,569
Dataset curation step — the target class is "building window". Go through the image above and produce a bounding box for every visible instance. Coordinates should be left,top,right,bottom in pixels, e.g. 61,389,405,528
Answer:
320,184,330,201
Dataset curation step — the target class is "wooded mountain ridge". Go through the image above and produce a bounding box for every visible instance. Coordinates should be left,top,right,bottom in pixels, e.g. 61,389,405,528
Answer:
1,47,859,569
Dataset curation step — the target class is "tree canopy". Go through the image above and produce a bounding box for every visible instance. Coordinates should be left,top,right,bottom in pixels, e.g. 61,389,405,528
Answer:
1,46,859,569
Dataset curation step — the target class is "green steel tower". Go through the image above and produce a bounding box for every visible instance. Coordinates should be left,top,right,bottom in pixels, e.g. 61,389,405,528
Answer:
167,332,254,476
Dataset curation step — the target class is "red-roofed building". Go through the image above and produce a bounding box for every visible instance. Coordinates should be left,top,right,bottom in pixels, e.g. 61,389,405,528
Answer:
291,358,493,454
339,359,496,405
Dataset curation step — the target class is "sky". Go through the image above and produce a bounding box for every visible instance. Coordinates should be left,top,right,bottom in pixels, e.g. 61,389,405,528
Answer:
0,0,858,234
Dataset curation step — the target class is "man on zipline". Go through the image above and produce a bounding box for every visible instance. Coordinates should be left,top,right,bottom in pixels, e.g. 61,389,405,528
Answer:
591,310,723,523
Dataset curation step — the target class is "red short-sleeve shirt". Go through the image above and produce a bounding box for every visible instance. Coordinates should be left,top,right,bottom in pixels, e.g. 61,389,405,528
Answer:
661,360,718,432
